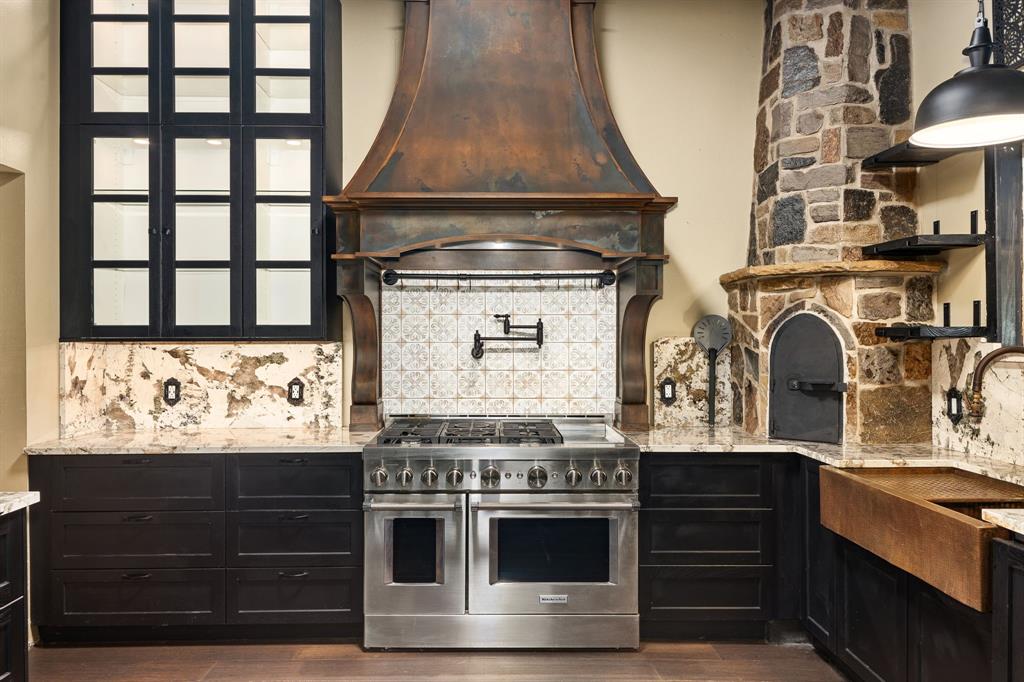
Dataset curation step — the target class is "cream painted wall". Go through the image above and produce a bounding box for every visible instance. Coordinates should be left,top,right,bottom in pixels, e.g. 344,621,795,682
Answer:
338,0,762,421
0,0,60,488
909,0,990,326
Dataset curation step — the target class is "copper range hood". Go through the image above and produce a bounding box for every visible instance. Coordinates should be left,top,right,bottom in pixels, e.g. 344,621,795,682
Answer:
326,0,676,430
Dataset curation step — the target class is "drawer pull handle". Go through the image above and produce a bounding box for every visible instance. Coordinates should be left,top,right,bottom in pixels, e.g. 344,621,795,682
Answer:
122,458,152,465
122,514,153,522
278,571,309,579
121,572,151,581
278,514,310,521
279,458,309,465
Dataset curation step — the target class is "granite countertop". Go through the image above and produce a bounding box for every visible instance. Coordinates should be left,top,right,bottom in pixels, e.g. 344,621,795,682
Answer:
626,426,1024,488
0,492,40,515
24,427,380,455
982,509,1024,537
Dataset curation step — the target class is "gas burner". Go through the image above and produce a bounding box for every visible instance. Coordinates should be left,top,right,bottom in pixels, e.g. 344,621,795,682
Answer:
376,418,445,446
498,420,563,445
441,420,501,444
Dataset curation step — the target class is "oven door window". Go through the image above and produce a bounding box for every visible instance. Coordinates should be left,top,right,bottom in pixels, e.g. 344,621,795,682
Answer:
495,518,610,583
391,518,442,584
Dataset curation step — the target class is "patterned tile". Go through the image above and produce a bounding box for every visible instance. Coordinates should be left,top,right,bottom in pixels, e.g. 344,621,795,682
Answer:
381,271,618,417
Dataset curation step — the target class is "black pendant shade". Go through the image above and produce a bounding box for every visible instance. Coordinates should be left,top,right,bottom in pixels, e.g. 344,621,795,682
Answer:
910,5,1024,149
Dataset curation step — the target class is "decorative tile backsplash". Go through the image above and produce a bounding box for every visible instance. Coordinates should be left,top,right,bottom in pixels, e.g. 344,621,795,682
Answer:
381,272,617,416
60,342,343,436
652,337,733,428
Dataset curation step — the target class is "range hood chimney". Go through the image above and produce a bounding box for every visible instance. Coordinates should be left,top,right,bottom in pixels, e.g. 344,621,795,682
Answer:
327,0,675,430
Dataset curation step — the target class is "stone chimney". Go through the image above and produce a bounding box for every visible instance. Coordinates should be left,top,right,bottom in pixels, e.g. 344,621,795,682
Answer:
723,0,940,444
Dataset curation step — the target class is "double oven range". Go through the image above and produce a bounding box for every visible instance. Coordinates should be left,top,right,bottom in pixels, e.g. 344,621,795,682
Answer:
362,417,640,649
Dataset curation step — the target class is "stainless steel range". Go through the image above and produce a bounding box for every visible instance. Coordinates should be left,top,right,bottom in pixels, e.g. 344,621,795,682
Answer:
362,417,640,649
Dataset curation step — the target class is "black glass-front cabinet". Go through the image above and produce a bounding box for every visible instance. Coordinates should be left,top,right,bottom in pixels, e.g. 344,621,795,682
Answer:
60,0,341,340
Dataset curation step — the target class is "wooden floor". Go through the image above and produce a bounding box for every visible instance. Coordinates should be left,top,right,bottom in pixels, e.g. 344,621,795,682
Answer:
29,641,848,681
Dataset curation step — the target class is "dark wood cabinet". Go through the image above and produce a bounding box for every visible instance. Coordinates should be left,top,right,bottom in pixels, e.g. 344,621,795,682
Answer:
994,537,1024,682
45,454,224,511
30,452,363,642
49,568,226,626
0,600,27,682
836,539,909,682
226,510,361,567
227,454,361,510
50,511,225,569
907,576,992,682
226,567,361,624
639,453,784,639
802,458,837,648
0,510,28,682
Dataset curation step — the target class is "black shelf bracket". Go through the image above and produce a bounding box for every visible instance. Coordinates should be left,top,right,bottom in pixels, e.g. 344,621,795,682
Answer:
861,141,977,172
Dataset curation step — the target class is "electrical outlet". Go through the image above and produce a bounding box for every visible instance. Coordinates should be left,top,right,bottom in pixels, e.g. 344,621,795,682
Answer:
287,377,305,405
163,378,182,406
658,377,677,406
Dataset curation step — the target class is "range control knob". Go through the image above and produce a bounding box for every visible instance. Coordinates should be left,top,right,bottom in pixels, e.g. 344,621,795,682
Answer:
370,466,388,487
527,465,548,489
421,467,438,487
614,466,633,487
446,467,464,487
396,467,414,488
480,465,501,489
565,467,583,488
590,466,608,487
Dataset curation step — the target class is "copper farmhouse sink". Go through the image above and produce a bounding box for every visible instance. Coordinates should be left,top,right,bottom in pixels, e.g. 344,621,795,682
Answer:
820,467,1024,611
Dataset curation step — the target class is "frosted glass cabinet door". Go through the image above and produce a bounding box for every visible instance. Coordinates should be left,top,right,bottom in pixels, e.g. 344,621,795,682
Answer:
175,22,230,68
257,269,310,326
93,75,149,113
255,23,310,69
176,269,231,326
255,139,310,195
94,268,149,326
93,203,149,260
175,204,231,260
94,138,149,195
255,76,310,114
255,0,309,15
93,0,148,13
175,0,230,13
175,138,231,195
256,204,310,260
175,76,231,113
93,22,148,68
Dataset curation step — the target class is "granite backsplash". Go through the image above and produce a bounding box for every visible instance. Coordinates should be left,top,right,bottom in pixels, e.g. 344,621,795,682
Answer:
60,342,343,436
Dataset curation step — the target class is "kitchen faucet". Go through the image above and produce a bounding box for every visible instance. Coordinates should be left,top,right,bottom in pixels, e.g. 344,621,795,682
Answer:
966,346,1024,419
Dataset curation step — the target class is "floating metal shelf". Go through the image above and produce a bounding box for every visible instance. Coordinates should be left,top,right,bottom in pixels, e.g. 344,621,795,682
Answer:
862,234,987,258
875,326,989,340
861,141,977,171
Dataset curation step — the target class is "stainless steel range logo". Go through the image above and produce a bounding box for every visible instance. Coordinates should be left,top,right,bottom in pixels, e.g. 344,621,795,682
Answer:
538,594,568,604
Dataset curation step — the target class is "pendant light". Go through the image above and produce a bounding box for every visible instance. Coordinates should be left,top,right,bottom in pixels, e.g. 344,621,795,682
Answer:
910,1,1024,149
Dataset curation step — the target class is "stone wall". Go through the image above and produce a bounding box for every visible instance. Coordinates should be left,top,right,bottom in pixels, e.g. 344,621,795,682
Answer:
726,270,935,444
750,0,918,266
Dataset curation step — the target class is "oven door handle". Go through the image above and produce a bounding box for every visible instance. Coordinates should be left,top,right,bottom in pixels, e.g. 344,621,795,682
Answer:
470,501,640,512
363,501,462,512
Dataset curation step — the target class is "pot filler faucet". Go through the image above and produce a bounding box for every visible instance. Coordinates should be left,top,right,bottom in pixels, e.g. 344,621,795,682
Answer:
966,346,1024,420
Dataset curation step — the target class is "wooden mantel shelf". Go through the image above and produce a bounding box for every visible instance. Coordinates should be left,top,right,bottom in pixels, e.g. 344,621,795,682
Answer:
719,259,946,287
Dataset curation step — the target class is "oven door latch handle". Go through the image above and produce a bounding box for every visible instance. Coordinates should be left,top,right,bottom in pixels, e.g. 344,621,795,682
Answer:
470,501,640,512
363,501,462,512
786,379,848,393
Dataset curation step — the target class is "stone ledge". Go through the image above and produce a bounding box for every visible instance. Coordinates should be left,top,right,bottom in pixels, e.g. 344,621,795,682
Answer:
720,259,944,287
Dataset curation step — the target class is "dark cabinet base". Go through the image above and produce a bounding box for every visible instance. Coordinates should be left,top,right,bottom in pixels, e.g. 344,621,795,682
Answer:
36,622,361,645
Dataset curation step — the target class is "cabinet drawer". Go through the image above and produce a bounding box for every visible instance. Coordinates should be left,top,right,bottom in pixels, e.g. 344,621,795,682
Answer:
51,511,225,569
639,565,772,622
227,510,361,567
226,567,362,624
228,454,361,510
50,569,225,626
0,599,26,682
639,509,773,566
0,511,25,609
640,455,773,508
49,455,224,511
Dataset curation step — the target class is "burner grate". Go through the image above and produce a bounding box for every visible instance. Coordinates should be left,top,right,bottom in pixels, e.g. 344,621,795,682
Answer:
376,419,446,445
499,420,563,445
376,418,564,445
441,420,500,444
